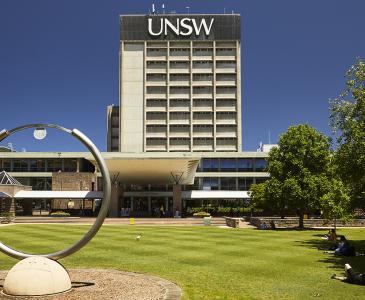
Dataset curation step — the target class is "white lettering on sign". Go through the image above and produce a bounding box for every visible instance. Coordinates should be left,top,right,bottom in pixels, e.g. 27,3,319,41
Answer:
148,18,214,36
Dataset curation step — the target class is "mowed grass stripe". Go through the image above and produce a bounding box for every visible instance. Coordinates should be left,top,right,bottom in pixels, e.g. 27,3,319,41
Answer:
1,225,365,299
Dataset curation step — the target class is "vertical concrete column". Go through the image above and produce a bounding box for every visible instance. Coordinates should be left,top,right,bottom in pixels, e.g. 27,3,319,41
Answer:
148,197,151,212
173,184,182,215
165,197,169,212
109,184,122,217
22,199,33,216
76,159,80,173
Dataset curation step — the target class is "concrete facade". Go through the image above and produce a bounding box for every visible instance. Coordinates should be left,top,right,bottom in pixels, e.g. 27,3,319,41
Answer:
51,172,97,211
114,14,242,153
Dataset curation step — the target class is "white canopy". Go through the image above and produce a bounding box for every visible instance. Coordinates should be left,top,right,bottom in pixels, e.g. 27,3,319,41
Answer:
14,191,103,199
182,190,250,199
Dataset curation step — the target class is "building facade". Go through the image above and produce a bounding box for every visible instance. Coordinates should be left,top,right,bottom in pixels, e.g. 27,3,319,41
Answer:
0,13,270,218
110,14,242,153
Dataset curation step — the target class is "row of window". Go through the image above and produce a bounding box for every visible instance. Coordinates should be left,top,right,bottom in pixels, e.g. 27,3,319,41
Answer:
199,158,267,172
11,176,267,193
0,159,94,173
147,74,236,81
147,61,236,68
145,41,236,47
122,177,268,192
147,86,236,94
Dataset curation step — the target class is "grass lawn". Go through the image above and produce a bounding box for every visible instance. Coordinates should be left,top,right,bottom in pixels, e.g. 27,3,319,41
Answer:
1,225,365,299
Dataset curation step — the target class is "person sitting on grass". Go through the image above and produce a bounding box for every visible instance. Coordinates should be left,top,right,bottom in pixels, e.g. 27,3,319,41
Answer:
260,222,268,230
322,229,338,242
324,236,355,256
323,229,339,250
331,263,365,285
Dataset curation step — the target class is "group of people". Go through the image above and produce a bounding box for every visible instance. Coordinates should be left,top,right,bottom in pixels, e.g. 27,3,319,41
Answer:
322,229,355,256
322,229,365,285
259,221,276,230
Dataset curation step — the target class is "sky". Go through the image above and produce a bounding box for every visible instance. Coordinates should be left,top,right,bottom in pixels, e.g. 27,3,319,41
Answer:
0,0,364,152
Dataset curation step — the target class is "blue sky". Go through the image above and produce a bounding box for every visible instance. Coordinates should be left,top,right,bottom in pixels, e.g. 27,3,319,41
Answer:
0,0,364,152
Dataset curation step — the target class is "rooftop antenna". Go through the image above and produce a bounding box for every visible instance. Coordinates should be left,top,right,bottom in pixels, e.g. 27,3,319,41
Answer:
162,4,165,14
186,6,190,15
152,3,156,14
7,143,13,151
232,10,234,14
268,131,271,144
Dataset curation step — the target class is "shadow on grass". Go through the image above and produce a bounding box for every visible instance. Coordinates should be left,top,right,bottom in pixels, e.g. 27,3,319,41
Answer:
294,235,365,272
253,227,331,231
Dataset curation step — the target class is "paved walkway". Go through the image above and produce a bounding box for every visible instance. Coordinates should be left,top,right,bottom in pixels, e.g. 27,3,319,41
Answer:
11,216,228,226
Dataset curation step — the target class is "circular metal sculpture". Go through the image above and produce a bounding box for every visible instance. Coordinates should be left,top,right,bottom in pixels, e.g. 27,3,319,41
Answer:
0,124,111,261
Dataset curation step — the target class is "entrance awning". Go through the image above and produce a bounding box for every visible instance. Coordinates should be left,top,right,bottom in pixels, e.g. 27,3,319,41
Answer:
14,191,103,199
97,153,200,185
182,190,250,199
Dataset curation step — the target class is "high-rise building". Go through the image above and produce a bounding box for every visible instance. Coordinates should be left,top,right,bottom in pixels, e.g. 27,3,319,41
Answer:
1,13,270,218
109,14,242,153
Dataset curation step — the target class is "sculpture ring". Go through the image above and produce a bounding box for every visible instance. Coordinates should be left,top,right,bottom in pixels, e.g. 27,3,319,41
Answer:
0,124,111,260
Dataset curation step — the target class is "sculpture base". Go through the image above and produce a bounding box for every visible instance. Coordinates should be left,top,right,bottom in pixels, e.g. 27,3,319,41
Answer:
3,256,71,296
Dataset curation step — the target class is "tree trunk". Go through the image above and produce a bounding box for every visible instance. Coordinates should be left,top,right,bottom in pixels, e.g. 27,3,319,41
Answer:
298,213,304,229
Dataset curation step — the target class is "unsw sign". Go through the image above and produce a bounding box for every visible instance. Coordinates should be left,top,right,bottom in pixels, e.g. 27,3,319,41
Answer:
147,17,214,36
120,15,240,41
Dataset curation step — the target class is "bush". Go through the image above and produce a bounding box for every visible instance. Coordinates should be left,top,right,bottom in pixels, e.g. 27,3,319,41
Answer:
193,212,211,218
50,211,70,217
0,212,15,223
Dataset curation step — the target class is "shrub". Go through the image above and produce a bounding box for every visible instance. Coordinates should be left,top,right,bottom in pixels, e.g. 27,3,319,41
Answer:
0,212,15,223
193,212,211,218
50,211,70,217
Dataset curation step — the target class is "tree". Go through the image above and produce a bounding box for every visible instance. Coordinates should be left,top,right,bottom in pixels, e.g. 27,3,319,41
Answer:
330,58,365,209
248,183,266,213
320,179,351,230
265,124,332,229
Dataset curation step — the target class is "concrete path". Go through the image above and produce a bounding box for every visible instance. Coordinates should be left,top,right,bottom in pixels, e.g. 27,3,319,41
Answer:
11,216,228,227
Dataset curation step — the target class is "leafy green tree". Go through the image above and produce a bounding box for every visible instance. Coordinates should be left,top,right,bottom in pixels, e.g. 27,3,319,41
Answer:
248,183,266,213
330,58,365,208
265,124,332,228
265,178,286,218
320,179,351,230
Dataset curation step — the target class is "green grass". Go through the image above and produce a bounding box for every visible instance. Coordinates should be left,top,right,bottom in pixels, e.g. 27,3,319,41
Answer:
1,225,365,299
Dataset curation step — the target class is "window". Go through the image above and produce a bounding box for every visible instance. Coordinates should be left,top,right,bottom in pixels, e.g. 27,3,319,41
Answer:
201,158,219,172
29,160,46,172
0,159,11,172
202,177,219,190
255,159,268,171
13,159,28,172
30,177,52,190
221,178,237,190
237,159,253,172
64,159,77,172
255,178,268,184
47,160,62,172
238,178,254,190
220,159,236,172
